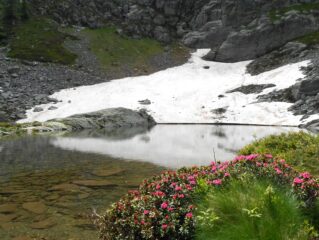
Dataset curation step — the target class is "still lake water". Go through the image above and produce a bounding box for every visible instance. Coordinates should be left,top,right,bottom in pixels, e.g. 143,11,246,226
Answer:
0,125,300,239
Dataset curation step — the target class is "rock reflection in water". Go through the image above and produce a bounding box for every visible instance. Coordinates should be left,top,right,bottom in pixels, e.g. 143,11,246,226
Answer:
52,125,301,168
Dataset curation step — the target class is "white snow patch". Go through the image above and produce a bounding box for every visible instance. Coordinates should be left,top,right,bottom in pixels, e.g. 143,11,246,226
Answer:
20,49,313,126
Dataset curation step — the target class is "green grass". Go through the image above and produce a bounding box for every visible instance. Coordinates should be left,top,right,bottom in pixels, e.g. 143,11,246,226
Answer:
239,132,319,176
7,18,77,64
195,178,315,240
296,31,319,45
268,3,319,22
82,27,189,75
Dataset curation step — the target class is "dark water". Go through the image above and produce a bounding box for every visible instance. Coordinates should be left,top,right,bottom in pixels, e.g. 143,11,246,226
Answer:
0,125,299,240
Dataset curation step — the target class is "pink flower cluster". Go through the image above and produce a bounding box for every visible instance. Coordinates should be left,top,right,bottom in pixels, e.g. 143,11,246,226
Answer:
100,154,318,240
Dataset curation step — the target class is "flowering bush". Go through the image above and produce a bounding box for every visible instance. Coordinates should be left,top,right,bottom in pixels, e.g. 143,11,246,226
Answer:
96,154,319,240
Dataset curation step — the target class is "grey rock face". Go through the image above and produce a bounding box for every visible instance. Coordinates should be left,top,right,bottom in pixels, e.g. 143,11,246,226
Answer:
299,79,319,96
247,41,308,75
209,13,318,62
52,108,156,131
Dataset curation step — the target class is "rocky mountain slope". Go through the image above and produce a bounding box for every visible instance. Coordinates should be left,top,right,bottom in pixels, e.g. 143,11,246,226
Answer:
29,0,319,59
1,0,319,128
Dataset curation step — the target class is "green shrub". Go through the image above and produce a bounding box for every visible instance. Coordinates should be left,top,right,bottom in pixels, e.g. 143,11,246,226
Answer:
239,132,319,175
296,31,319,45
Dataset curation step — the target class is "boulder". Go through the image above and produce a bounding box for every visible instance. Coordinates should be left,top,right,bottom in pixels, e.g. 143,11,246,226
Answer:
53,108,156,131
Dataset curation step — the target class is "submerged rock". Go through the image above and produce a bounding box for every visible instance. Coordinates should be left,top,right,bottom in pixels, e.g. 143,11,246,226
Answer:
22,202,47,214
0,204,18,214
72,180,117,188
30,218,56,229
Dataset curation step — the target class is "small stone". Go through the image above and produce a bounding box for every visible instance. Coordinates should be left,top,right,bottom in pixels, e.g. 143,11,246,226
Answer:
78,193,90,199
138,99,151,105
7,66,20,74
203,66,210,69
22,202,47,214
33,107,44,112
48,106,58,110
11,73,19,78
0,213,18,222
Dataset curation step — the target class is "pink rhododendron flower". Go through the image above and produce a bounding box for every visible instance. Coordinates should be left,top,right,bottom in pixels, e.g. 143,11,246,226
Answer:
178,194,185,198
265,154,273,158
153,191,165,197
275,168,282,174
234,155,246,161
186,212,193,218
246,154,259,160
175,186,182,191
212,179,222,185
144,210,150,215
162,224,168,230
189,180,196,185
156,184,161,190
161,202,168,209
168,207,174,212
224,172,230,177
301,172,311,179
188,176,195,181
293,178,304,184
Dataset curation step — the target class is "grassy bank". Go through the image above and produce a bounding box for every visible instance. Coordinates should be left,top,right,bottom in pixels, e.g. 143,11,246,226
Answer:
195,178,312,240
7,18,77,64
239,131,319,175
268,3,319,22
82,27,189,76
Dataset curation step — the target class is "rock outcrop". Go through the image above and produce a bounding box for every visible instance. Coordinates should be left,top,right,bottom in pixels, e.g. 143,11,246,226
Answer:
29,0,319,62
33,108,156,132
54,108,156,130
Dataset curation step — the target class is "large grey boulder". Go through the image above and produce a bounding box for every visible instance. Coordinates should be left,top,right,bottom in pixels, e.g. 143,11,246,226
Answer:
51,108,156,131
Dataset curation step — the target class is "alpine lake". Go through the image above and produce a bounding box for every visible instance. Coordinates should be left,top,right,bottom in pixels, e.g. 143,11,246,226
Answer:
0,124,301,240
